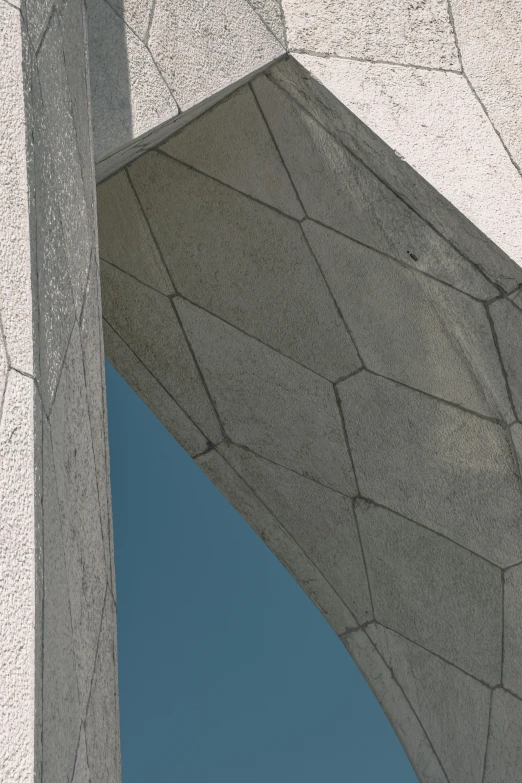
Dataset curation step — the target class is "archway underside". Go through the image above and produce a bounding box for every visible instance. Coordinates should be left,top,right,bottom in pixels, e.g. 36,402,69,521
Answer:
98,58,522,783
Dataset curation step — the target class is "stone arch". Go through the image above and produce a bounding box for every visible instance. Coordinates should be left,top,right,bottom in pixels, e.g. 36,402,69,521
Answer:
97,58,522,783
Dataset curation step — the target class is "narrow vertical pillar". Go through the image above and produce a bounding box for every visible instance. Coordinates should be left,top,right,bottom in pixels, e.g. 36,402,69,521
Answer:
0,0,120,780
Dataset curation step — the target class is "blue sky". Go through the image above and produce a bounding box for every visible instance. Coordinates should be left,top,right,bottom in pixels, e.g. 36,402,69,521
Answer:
105,361,418,782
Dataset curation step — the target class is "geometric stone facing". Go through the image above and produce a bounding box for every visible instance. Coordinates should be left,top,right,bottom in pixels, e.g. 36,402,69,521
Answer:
3,0,522,782
98,58,522,783
0,0,118,781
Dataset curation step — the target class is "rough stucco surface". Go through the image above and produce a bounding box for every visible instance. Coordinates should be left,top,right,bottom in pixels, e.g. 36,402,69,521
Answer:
0,1,120,781
98,60,522,783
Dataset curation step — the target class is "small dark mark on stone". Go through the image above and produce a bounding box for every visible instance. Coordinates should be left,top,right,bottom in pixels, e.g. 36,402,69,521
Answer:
407,251,419,262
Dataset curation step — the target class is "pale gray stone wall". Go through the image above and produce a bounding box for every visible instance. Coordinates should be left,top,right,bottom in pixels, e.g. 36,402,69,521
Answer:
98,59,522,783
0,1,119,781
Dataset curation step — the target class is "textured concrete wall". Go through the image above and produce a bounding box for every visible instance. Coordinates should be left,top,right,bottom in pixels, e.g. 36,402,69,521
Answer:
88,0,522,269
0,1,119,781
98,59,522,783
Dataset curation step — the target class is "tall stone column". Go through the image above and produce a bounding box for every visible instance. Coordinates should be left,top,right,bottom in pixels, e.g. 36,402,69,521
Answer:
0,1,119,781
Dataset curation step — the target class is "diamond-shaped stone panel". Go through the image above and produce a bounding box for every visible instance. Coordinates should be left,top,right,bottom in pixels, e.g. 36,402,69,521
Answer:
219,442,372,623
103,320,209,457
339,371,522,566
161,84,304,219
197,447,358,634
342,630,447,782
101,260,222,444
177,297,356,494
97,170,174,295
368,624,490,783
129,151,360,381
356,499,502,684
304,219,496,417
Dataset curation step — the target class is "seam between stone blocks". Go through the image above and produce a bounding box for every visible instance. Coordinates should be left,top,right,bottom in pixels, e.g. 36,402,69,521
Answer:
45,316,76,418
289,47,462,75
354,626,451,783
485,303,519,423
34,3,57,58
173,291,347,383
243,0,287,49
228,438,353,499
365,619,498,693
102,315,213,449
69,719,85,783
248,80,304,212
351,498,375,619
333,383,360,493
99,254,174,298
0,0,22,12
169,296,227,440
98,0,181,108
481,690,494,783
84,582,108,720
153,147,303,227
124,167,179,295
365,495,505,571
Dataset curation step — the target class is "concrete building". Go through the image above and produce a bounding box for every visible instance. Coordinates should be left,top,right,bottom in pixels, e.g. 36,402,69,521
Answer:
2,1,522,781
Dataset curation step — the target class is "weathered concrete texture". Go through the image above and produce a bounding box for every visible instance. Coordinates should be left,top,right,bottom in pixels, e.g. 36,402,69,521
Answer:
98,59,522,782
0,1,119,781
